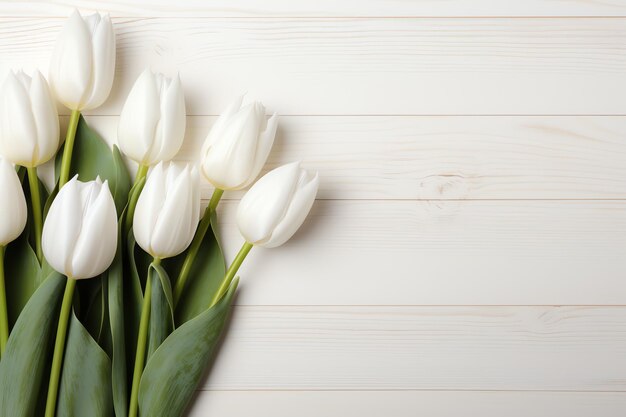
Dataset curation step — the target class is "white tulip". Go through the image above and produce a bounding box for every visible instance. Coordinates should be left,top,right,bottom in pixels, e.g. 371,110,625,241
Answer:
0,158,27,246
49,10,115,111
0,70,60,167
237,162,318,248
133,162,201,259
200,96,278,190
118,70,186,166
42,176,118,279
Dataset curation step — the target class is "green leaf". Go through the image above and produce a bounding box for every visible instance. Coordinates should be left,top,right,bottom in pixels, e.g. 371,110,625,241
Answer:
4,234,42,328
0,272,65,417
57,312,113,417
166,213,227,326
148,264,174,359
55,116,131,216
138,278,239,417
108,223,128,417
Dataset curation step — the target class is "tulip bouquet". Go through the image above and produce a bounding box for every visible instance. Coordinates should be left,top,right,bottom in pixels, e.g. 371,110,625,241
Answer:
0,10,318,417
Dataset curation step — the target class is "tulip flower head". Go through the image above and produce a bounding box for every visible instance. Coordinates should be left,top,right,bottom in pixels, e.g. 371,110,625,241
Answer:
133,162,201,259
49,10,115,111
118,69,186,166
237,162,319,248
0,70,60,167
0,158,27,246
200,96,278,190
42,176,118,279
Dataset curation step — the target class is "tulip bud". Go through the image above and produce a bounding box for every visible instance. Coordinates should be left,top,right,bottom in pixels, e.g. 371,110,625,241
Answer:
49,10,115,111
200,96,278,190
237,162,318,248
133,162,201,259
0,70,60,167
0,158,27,246
42,176,118,279
117,70,186,166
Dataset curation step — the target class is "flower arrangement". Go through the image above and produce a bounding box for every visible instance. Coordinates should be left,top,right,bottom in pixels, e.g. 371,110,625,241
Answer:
0,10,318,417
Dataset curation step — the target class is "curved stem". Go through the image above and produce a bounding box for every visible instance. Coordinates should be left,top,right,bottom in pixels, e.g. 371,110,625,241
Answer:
134,163,149,184
173,188,224,307
27,167,43,262
124,164,149,235
210,242,253,308
128,258,160,417
0,247,8,355
44,277,76,417
59,109,81,188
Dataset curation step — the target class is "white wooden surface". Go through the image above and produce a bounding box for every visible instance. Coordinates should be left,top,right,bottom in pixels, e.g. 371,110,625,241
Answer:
3,2,626,415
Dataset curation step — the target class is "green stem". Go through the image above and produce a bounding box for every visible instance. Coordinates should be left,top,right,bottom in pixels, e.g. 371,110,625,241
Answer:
27,167,43,262
44,277,76,417
173,188,224,307
135,164,149,184
209,242,253,308
59,109,81,188
0,247,8,355
124,164,149,235
128,258,160,417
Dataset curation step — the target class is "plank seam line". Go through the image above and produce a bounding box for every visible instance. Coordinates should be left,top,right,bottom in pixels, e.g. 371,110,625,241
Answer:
7,15,626,19
231,304,626,307
196,388,626,393
70,114,626,118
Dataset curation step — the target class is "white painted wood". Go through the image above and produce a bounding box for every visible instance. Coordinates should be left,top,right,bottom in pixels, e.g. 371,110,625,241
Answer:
212,200,626,305
188,391,626,417
81,115,626,200
2,18,626,115
4,1,626,17
198,306,626,390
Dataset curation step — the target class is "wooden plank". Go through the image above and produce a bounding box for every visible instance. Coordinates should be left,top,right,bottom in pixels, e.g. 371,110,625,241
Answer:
80,115,626,200
188,391,626,416
212,199,626,305
4,1,626,17
198,306,626,390
2,18,626,115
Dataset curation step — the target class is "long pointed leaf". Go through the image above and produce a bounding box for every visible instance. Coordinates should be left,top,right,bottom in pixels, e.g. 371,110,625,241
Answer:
57,312,113,417
139,278,239,417
148,264,174,358
0,272,65,417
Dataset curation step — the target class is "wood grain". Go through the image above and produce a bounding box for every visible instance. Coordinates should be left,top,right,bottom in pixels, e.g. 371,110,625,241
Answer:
4,1,626,17
198,305,626,390
188,391,626,417
80,115,626,200
211,199,626,305
1,18,626,115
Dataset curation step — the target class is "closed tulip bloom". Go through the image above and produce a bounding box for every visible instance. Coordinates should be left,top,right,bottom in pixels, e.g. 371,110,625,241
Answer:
237,162,319,248
200,96,278,190
0,70,60,167
0,158,27,246
42,176,118,279
133,162,200,259
118,70,186,166
49,10,115,111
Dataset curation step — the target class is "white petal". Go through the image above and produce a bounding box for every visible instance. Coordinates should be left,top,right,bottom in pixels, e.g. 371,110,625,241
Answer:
0,72,38,166
151,165,195,258
243,112,278,189
236,162,301,244
49,10,93,110
71,181,118,278
262,171,319,248
153,74,186,163
201,95,244,153
82,13,115,110
118,70,161,164
133,162,166,255
201,102,263,189
0,158,27,245
42,176,83,276
29,71,60,166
